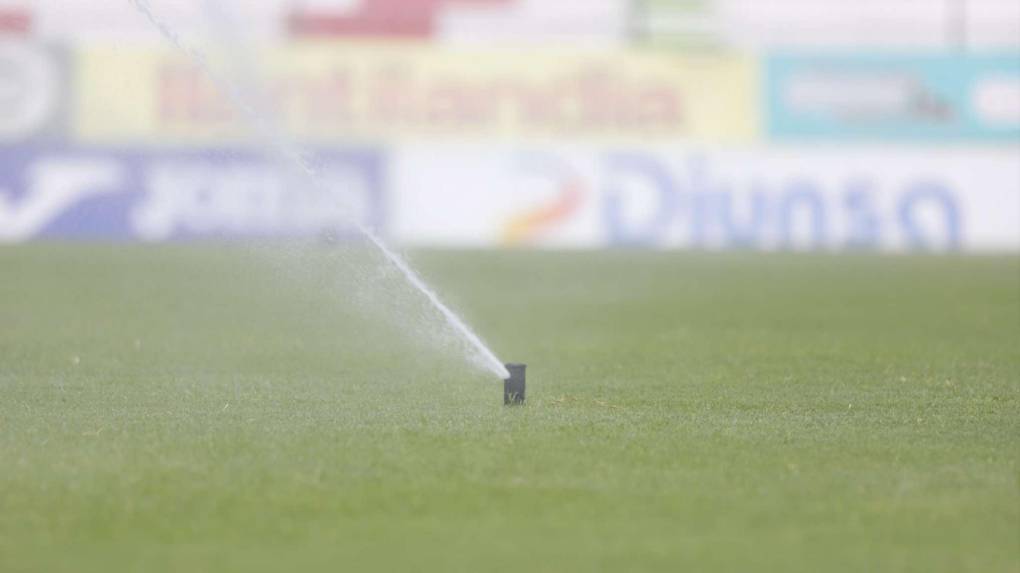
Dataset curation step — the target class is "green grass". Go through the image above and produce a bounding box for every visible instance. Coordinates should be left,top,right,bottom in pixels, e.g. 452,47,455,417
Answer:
1,245,1017,572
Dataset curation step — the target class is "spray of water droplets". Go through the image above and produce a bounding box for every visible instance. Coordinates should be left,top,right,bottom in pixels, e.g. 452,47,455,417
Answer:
127,0,509,380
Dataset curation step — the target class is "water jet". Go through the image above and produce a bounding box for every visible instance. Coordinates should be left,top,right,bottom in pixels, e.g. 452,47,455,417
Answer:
129,0,510,382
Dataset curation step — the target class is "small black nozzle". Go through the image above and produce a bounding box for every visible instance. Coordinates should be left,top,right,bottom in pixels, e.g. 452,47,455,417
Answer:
504,363,526,405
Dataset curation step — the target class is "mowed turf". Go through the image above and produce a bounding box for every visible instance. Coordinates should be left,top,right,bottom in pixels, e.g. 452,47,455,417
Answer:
0,245,1017,572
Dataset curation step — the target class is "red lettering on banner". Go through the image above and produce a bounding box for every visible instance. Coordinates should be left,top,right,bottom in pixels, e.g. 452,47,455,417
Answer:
0,9,31,34
288,0,514,38
153,57,685,137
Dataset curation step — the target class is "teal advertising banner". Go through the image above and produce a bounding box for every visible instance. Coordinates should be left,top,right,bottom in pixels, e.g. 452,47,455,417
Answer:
766,54,1020,142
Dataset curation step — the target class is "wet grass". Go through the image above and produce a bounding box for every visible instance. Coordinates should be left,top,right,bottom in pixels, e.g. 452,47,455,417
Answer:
1,245,1017,572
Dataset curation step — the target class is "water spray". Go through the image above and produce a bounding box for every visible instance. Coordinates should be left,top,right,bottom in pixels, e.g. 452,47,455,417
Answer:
128,0,513,386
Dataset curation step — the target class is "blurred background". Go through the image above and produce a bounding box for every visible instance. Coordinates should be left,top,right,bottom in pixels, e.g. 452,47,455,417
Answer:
2,0,1018,251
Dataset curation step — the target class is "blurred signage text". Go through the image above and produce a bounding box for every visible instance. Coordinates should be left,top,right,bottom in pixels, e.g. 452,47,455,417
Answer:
0,147,383,241
394,146,1020,251
74,45,756,144
767,54,1020,142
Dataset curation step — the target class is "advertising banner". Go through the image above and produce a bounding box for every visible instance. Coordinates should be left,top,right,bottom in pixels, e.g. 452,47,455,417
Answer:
72,44,757,144
392,145,1020,251
289,0,627,45
0,147,383,242
766,54,1020,142
0,41,68,143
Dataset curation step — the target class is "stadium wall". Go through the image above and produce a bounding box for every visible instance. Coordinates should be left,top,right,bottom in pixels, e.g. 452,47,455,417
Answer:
0,34,1017,251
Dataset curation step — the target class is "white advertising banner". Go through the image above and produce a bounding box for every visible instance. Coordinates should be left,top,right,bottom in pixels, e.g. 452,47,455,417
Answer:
391,145,1020,252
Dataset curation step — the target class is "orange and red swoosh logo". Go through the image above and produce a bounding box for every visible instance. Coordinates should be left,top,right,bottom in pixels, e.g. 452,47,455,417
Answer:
500,178,584,246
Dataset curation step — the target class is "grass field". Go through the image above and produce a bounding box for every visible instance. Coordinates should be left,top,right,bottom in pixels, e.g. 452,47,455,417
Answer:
1,245,1017,572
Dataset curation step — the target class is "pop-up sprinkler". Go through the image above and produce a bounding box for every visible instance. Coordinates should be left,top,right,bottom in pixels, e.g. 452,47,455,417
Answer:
503,363,526,405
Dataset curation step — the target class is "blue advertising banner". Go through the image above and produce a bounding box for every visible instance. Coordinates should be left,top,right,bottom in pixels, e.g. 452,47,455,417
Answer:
0,147,385,242
766,54,1020,142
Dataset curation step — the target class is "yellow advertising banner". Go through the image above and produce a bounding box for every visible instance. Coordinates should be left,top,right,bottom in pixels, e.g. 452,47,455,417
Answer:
74,42,757,143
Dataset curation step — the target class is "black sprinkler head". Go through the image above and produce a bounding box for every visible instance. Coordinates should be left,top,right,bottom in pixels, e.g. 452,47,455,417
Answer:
503,363,526,405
